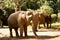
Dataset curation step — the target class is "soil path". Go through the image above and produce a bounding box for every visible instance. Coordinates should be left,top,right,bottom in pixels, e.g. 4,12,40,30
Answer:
0,26,60,40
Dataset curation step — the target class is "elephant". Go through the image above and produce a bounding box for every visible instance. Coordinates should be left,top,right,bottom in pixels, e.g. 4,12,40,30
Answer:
0,9,4,28
8,11,20,37
38,13,51,29
8,11,38,37
33,12,52,31
38,13,46,28
44,14,51,28
31,12,40,31
29,12,46,31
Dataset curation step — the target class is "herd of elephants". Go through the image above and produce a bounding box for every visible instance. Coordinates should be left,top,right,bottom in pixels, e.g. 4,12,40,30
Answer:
1,11,51,38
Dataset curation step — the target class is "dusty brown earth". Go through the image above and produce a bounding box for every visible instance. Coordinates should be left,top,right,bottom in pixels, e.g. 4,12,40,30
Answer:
0,26,60,40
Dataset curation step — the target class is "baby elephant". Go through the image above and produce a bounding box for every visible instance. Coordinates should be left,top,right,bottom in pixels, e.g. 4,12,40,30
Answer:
8,11,38,37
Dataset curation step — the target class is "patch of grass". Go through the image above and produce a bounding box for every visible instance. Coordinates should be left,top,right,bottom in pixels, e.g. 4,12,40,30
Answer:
51,22,60,28
28,22,60,29
39,22,60,28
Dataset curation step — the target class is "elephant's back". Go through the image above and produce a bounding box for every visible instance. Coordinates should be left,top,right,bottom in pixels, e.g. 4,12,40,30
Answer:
8,11,20,27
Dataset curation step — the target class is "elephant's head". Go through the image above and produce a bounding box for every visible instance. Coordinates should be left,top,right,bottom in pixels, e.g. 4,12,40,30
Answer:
26,11,33,24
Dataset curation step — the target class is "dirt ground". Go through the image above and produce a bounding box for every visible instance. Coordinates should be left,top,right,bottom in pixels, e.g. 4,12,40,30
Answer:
0,26,60,40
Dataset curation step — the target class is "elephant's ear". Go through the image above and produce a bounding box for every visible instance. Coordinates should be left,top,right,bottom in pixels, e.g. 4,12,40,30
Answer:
26,11,33,16
28,12,33,15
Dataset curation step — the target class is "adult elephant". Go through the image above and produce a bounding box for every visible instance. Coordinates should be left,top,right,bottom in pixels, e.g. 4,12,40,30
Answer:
0,9,4,28
38,13,51,29
33,12,52,31
8,11,38,37
44,14,51,28
8,11,20,37
31,12,40,31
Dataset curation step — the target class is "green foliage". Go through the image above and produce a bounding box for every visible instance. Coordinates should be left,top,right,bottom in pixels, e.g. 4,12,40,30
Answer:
49,0,58,14
51,22,60,28
51,14,57,22
49,1,55,8
4,7,15,17
3,0,15,9
27,9,35,12
0,0,15,9
0,0,60,26
36,5,54,15
57,0,60,10
51,14,57,18
26,0,39,10
40,22,60,28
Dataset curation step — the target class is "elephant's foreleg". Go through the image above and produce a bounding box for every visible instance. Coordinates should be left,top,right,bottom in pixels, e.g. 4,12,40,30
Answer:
1,22,3,28
32,24,38,38
33,24,38,31
14,27,19,37
47,23,49,28
24,25,27,37
44,23,46,28
20,26,23,37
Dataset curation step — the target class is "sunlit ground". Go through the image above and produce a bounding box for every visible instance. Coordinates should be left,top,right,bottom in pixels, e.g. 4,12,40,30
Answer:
0,22,60,40
0,26,60,37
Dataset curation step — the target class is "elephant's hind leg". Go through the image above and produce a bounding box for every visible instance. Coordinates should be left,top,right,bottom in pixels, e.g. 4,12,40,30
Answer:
14,27,19,37
9,27,13,37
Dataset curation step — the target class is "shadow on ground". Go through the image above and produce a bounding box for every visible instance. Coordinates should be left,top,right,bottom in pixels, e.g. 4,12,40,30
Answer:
0,35,59,40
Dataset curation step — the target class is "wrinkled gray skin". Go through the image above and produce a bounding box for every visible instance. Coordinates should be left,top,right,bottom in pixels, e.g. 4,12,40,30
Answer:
8,11,38,37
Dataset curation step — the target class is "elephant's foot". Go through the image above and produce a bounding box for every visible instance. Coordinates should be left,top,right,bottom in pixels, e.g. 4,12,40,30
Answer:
24,35,28,38
25,35,28,37
20,35,23,37
1,24,3,28
20,35,23,38
46,27,50,29
10,35,13,37
35,29,38,32
49,26,51,28
16,35,19,37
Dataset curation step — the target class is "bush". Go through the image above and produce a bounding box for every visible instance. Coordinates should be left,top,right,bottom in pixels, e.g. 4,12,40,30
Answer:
36,5,54,15
51,14,57,18
51,14,57,22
